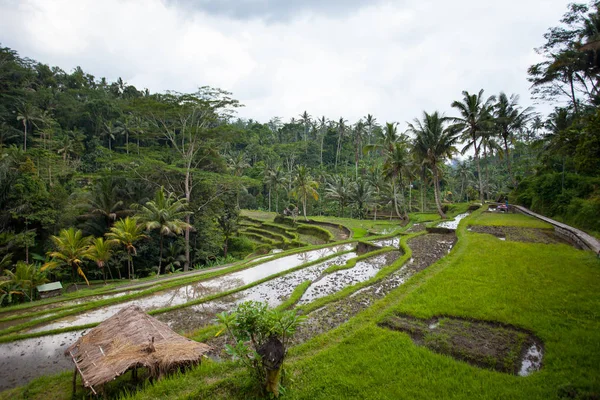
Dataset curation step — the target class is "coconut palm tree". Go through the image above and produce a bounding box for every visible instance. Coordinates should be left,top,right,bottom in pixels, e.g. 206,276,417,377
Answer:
298,111,311,141
353,120,366,179
292,166,319,221
382,142,410,219
450,90,495,203
350,179,375,220
43,228,92,287
16,103,41,152
366,164,384,220
335,117,348,169
363,122,400,155
494,92,534,186
2,261,48,303
137,187,191,276
106,217,146,280
85,237,114,283
409,111,460,218
455,161,474,202
364,114,378,145
325,175,350,217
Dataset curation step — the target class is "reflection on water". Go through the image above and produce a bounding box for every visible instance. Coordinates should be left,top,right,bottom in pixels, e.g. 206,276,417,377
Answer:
371,237,400,248
27,244,354,333
437,213,470,230
0,330,84,390
298,252,399,305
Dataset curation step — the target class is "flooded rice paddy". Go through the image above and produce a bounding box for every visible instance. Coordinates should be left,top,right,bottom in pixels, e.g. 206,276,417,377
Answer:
437,213,470,230
27,244,354,333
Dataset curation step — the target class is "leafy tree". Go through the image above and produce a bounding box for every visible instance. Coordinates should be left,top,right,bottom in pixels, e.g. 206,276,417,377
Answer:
137,187,191,276
43,228,92,286
216,301,305,397
1,261,48,304
216,194,239,258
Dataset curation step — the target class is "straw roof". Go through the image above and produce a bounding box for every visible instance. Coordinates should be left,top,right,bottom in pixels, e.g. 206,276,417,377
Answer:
66,305,211,393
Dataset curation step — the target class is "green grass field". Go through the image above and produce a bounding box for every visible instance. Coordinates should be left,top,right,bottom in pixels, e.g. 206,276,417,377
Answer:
2,207,599,400
469,212,554,229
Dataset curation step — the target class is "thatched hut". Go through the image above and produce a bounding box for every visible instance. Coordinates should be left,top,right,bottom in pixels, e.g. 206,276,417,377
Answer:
66,305,211,395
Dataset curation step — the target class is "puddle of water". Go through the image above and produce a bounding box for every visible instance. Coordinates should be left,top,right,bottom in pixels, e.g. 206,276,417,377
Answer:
0,330,84,391
27,244,354,333
429,322,439,329
371,237,400,248
519,343,543,376
499,237,506,241
437,213,470,230
298,253,397,305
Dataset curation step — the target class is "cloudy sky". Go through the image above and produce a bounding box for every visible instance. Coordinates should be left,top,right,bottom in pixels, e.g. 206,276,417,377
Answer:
0,0,569,127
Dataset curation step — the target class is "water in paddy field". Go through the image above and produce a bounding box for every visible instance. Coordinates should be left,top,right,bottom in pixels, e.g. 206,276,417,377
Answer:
519,343,543,376
297,252,400,305
26,244,355,333
370,236,400,248
157,252,358,331
436,213,470,230
0,330,84,391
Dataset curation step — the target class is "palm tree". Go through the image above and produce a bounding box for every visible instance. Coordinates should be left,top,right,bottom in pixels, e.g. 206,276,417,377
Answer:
494,92,534,186
363,122,400,155
335,117,348,169
85,238,114,283
292,166,319,221
43,228,92,287
102,121,118,151
106,217,146,280
350,179,375,220
82,176,129,235
317,116,328,166
366,164,384,220
455,161,473,202
325,175,350,217
364,114,378,145
353,120,366,179
409,111,460,218
2,262,48,303
450,90,496,203
137,187,191,276
16,103,41,152
298,111,311,141
383,142,410,219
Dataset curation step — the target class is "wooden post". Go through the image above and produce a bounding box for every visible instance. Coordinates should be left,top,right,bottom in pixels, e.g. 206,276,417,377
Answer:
72,367,77,397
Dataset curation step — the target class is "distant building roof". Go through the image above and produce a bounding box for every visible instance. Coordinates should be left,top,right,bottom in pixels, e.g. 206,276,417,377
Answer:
37,282,63,292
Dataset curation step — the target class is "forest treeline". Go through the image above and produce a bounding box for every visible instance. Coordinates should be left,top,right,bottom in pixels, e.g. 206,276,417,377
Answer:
0,2,598,304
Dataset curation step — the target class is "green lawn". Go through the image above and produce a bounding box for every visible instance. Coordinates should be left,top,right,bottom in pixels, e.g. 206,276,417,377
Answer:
469,212,554,229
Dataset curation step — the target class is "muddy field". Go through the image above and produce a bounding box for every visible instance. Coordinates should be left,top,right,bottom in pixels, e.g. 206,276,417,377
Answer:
290,233,456,345
468,225,575,246
379,314,543,376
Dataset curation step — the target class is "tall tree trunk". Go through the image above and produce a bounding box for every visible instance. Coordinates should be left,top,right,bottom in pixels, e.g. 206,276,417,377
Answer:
483,143,489,201
303,196,308,221
503,135,515,186
23,122,27,152
320,134,324,167
433,166,446,218
473,137,484,203
392,178,402,219
184,169,191,271
223,237,228,258
157,234,164,277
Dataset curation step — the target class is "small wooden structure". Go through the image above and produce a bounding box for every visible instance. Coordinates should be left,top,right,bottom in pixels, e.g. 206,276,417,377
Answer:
36,282,63,299
66,305,211,395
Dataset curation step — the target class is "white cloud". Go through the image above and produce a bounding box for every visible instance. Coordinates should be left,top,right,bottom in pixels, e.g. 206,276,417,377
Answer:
0,0,566,127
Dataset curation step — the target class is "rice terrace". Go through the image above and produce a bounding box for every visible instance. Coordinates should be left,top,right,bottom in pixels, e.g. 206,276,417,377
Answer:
1,1,600,399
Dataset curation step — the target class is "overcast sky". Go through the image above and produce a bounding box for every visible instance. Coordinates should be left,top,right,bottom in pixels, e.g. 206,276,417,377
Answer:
0,0,569,128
